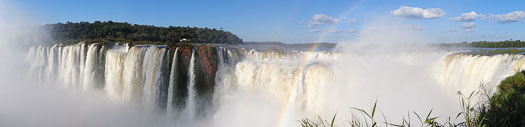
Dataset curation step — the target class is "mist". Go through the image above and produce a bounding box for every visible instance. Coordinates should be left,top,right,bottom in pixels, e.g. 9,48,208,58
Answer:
324,19,461,123
0,1,174,127
2,1,523,126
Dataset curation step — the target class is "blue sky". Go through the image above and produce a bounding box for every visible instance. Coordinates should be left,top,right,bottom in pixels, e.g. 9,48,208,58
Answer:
8,0,525,43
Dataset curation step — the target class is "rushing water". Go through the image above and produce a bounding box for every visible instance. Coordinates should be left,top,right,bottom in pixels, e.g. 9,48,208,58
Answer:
26,43,525,126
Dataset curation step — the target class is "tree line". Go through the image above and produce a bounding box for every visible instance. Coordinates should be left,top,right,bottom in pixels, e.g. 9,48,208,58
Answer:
440,39,525,48
44,21,243,45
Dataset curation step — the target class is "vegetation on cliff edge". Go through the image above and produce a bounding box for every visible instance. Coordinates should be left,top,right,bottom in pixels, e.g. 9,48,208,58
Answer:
440,39,525,48
44,21,243,45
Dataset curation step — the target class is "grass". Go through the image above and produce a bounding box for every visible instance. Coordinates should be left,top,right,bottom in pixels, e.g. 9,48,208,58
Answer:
299,101,446,127
300,72,525,127
300,96,471,127
299,114,337,127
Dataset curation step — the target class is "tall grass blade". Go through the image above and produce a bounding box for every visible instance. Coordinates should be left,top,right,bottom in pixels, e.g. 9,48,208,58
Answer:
330,113,336,127
372,100,377,118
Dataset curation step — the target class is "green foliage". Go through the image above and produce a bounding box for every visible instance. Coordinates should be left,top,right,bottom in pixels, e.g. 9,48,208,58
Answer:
487,49,525,54
477,71,525,127
349,100,378,127
440,39,525,48
300,114,336,127
165,42,176,49
456,90,486,127
44,21,243,45
177,42,192,48
299,101,449,127
498,71,525,91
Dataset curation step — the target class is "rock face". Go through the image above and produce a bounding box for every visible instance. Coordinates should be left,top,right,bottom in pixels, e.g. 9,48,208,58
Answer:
168,46,218,114
172,46,192,109
193,46,217,115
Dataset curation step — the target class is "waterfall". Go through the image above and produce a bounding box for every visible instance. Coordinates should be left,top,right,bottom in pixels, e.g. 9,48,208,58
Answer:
142,46,167,106
186,49,197,117
436,53,525,93
26,43,525,126
49,45,59,82
213,47,227,105
83,44,100,91
104,48,127,100
29,45,46,81
167,47,179,113
79,43,86,87
122,47,146,101
213,47,240,102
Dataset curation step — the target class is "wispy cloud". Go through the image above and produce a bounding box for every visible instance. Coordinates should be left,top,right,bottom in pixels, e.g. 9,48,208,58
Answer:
461,22,477,32
343,18,357,23
306,14,339,28
308,29,320,32
450,11,525,24
484,11,525,24
309,29,356,33
402,24,425,31
480,34,502,38
391,6,445,19
461,22,477,29
449,11,481,22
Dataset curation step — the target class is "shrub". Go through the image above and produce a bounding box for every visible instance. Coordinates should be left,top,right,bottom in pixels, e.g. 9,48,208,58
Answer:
478,71,525,126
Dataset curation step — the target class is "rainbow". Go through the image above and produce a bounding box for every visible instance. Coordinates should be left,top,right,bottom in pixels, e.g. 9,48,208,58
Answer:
277,1,362,126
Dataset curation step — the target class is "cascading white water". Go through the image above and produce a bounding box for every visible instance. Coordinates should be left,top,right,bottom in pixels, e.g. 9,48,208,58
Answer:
83,44,100,91
46,45,58,83
167,47,179,113
213,47,241,100
79,43,86,87
209,49,340,126
104,47,127,100
436,53,525,93
142,46,166,106
28,45,46,81
27,43,525,126
59,45,83,87
218,49,337,106
186,49,197,118
121,46,146,101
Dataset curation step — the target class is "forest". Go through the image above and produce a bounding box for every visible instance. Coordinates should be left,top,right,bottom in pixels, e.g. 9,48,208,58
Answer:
440,39,525,48
44,21,243,45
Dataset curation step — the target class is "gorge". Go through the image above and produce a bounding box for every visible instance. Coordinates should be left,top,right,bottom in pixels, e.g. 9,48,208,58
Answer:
25,42,525,126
